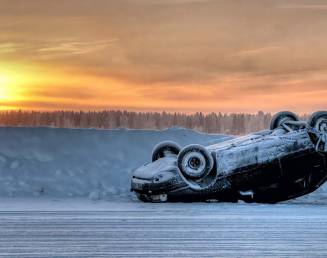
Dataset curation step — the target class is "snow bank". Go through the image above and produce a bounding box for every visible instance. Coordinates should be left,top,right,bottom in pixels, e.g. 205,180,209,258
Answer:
0,127,227,199
0,127,325,203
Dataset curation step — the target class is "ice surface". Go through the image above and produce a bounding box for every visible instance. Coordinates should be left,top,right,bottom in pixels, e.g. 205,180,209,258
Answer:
0,199,326,257
0,127,325,203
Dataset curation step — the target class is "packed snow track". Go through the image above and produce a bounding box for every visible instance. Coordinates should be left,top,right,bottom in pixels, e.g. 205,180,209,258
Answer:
0,199,326,257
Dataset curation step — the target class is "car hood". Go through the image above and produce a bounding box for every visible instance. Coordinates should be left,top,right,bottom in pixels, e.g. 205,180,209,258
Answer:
133,157,178,180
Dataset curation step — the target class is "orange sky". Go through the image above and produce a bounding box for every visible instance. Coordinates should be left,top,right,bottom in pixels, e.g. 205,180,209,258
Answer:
0,0,327,113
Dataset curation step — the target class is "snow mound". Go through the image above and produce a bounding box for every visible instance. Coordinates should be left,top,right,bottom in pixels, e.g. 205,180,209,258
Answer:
0,127,228,199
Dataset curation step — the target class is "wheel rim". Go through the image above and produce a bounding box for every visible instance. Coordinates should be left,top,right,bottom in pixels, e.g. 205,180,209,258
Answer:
181,151,206,178
188,156,201,169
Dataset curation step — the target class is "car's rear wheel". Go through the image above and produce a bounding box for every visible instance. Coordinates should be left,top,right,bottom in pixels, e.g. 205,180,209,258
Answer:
152,141,181,162
270,111,299,130
308,111,327,133
177,144,214,179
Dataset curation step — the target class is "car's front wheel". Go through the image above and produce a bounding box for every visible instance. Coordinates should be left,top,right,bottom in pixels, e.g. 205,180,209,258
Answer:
152,141,181,162
177,144,214,180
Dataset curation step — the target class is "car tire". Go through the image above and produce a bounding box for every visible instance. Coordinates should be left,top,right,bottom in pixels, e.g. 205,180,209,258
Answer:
152,141,181,162
270,111,299,130
177,144,214,179
308,111,327,133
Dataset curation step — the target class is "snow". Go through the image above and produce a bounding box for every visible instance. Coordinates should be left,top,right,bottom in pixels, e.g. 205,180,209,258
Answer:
0,126,326,203
0,127,326,257
0,127,228,199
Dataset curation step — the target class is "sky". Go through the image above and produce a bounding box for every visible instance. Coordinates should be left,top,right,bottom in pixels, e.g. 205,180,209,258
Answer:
0,0,327,113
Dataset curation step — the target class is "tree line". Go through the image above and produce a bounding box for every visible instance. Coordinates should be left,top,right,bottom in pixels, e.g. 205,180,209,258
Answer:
0,110,307,135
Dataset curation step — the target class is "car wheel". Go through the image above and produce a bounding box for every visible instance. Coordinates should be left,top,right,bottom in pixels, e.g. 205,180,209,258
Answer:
270,111,299,130
152,141,181,162
308,111,327,133
177,144,214,179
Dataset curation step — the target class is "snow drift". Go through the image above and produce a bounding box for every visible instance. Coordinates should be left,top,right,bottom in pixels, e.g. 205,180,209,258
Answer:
0,127,228,200
0,127,325,203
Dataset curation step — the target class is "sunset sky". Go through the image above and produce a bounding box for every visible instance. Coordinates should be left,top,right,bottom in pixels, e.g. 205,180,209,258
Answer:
0,0,327,113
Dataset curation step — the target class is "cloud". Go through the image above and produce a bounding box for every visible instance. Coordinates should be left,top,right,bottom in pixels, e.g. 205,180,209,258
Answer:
1,0,327,112
279,4,327,10
0,43,18,54
231,47,287,58
36,39,118,59
0,39,117,60
26,85,99,100
2,0,327,85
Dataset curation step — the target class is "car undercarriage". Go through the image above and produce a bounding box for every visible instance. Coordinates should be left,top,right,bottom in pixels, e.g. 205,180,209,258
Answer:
131,111,327,203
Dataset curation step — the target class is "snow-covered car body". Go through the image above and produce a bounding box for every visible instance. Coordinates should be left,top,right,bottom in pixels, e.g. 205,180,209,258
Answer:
131,111,327,203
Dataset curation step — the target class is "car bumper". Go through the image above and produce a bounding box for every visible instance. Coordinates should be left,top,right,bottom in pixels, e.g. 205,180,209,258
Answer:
131,176,187,195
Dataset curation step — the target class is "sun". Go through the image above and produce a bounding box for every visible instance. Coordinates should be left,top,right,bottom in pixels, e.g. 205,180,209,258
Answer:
0,71,26,110
0,74,14,100
0,65,27,104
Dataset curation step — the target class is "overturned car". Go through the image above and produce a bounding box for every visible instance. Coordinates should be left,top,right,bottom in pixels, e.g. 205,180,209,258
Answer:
131,111,327,203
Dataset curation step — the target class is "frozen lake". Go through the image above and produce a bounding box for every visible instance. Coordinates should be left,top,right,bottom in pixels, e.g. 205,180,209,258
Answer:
0,198,326,257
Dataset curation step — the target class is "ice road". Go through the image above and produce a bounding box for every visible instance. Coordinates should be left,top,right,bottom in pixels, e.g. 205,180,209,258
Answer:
0,199,326,258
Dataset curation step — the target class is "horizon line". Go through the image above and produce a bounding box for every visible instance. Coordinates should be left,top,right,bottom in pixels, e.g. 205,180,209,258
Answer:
0,109,315,116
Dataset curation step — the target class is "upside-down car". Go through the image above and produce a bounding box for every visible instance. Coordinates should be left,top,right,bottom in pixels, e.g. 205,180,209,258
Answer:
131,111,327,203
